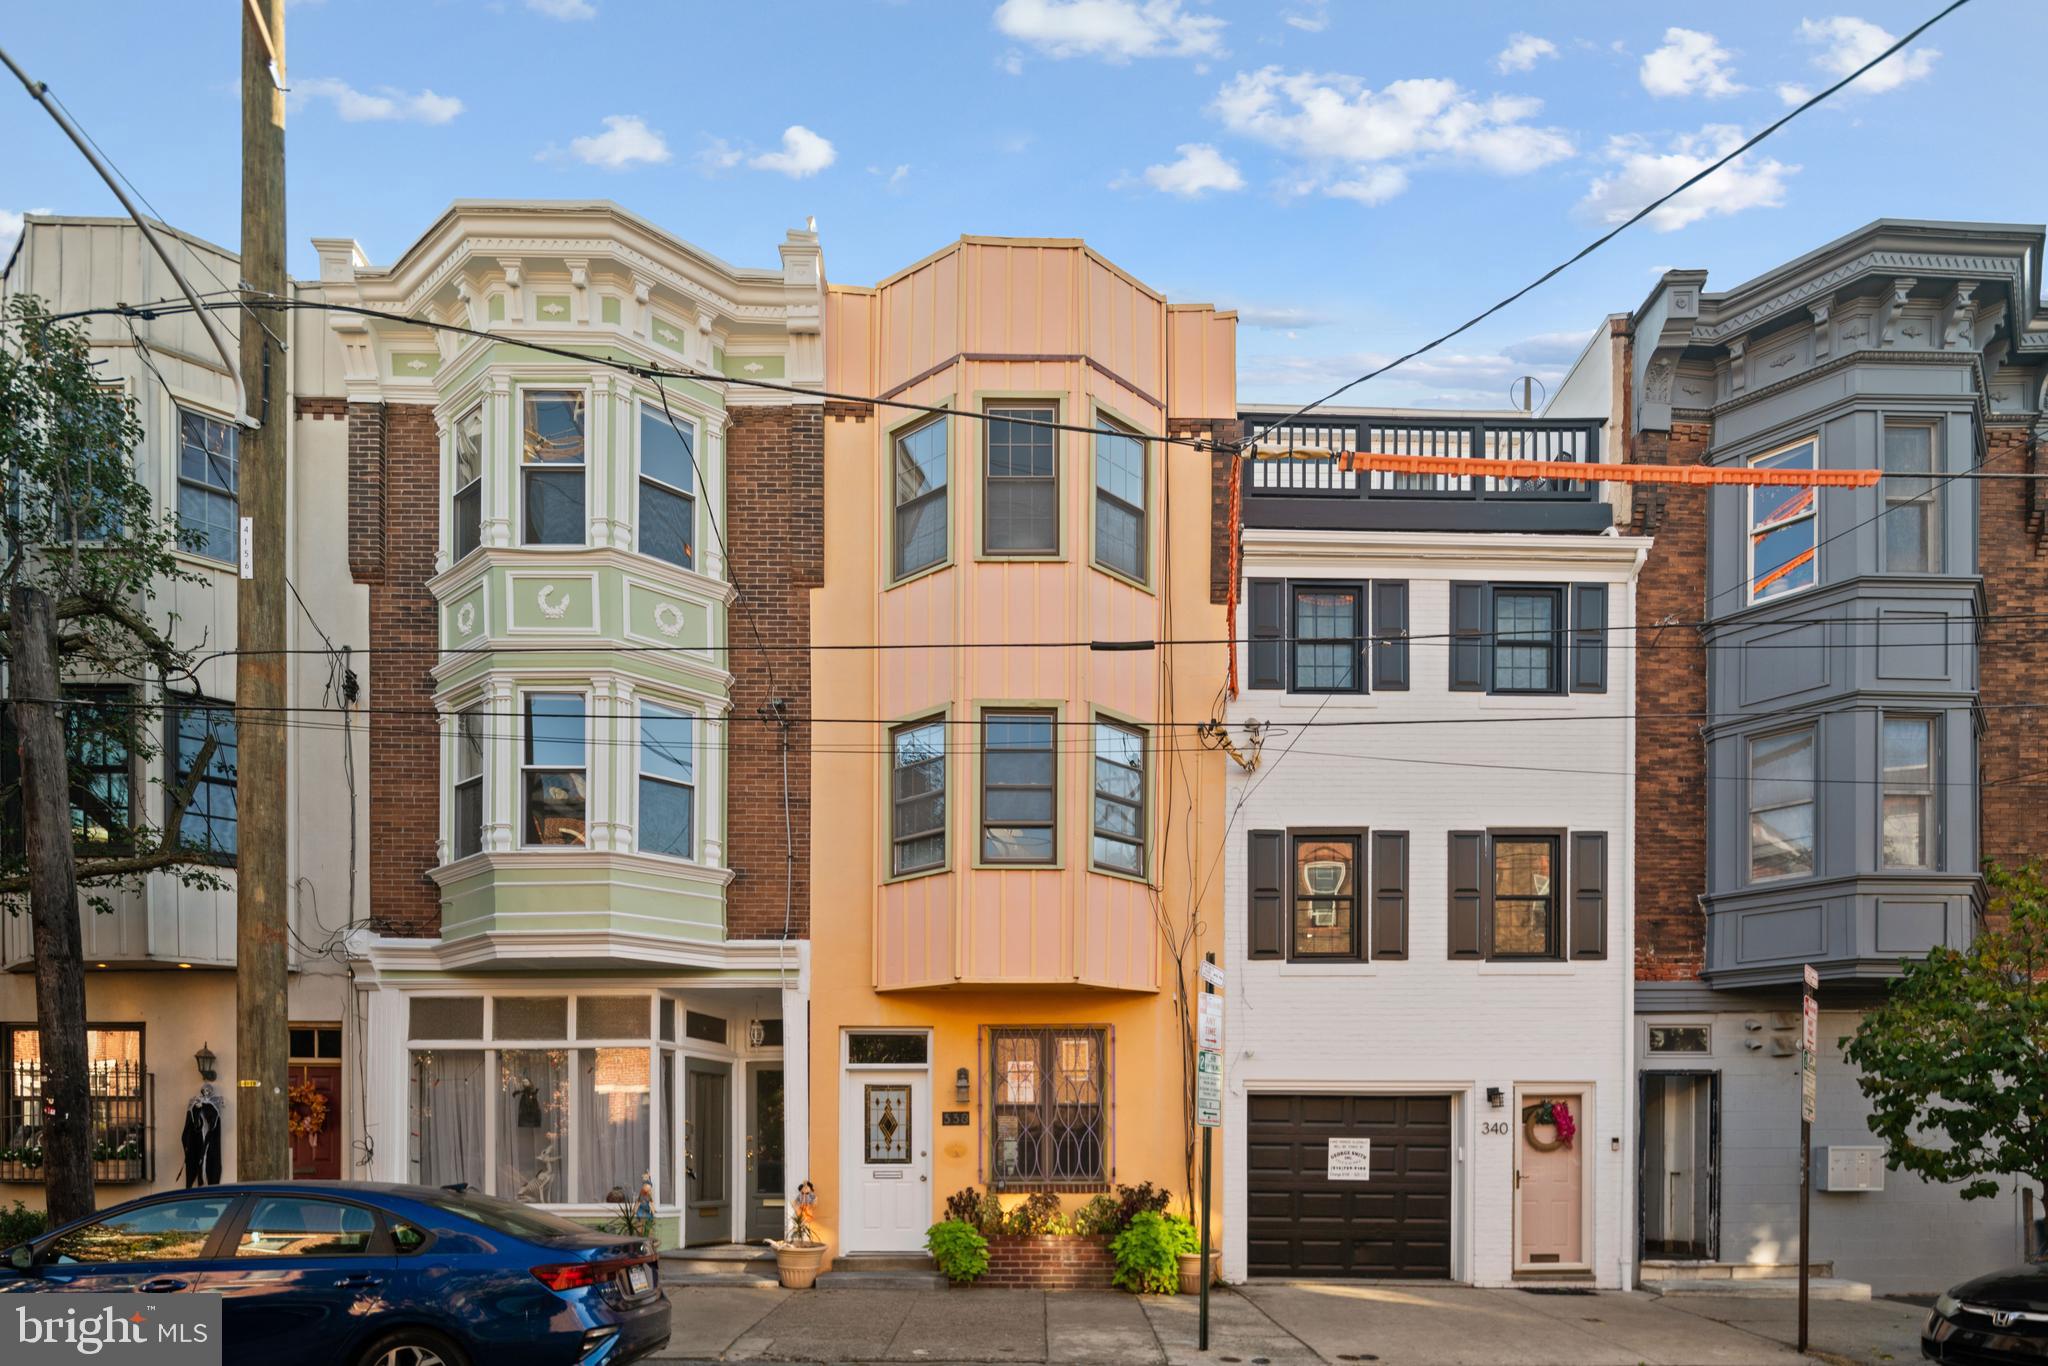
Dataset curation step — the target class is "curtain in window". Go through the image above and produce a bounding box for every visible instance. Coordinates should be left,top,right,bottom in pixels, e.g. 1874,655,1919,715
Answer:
579,1047,651,1204
497,1049,569,1203
411,1050,485,1190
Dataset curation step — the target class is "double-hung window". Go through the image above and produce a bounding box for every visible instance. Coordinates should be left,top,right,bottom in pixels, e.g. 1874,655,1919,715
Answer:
452,406,483,562
1881,715,1936,869
1749,725,1817,881
1491,588,1563,694
987,1027,1107,1189
452,706,484,861
1292,832,1360,959
890,719,946,875
1749,438,1819,602
981,711,1055,864
3,1026,148,1185
984,406,1057,555
1291,585,1363,693
521,391,585,546
893,417,948,578
176,407,238,563
522,694,587,847
637,702,694,859
1090,721,1145,876
1093,420,1146,582
638,408,695,570
167,694,236,859
1883,424,1939,572
1489,834,1560,958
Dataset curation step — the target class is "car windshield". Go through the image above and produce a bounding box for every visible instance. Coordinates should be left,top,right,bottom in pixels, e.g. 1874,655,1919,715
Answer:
414,1188,607,1242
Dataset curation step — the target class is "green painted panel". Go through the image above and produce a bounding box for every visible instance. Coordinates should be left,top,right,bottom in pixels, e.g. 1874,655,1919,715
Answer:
438,861,726,944
719,353,785,380
488,294,506,322
391,351,441,378
443,584,488,648
626,584,711,650
651,317,689,352
601,296,622,325
535,294,573,322
508,575,598,632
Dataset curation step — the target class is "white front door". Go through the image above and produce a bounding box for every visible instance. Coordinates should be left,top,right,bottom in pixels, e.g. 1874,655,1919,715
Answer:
840,1065,930,1252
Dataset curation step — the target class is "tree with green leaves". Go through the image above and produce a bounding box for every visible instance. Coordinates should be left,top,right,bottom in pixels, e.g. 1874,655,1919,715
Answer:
2,293,227,1225
1844,860,2048,1214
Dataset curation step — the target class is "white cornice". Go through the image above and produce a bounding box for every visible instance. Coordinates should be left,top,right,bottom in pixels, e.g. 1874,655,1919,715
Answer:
1241,528,1653,569
362,928,795,976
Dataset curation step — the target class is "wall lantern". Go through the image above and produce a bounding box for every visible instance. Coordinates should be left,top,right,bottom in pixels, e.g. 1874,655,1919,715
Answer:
955,1067,971,1104
194,1044,217,1082
1485,1087,1504,1109
748,1019,766,1049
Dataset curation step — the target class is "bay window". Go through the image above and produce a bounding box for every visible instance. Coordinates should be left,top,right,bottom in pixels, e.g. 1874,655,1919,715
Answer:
521,390,586,545
637,702,694,859
981,711,1055,864
1749,438,1818,602
1093,419,1147,582
1091,721,1145,876
167,694,237,859
522,693,587,848
452,406,482,561
984,405,1057,555
891,718,946,875
893,417,948,578
1881,715,1936,869
638,408,695,570
1883,424,1939,572
452,706,484,861
1749,725,1817,881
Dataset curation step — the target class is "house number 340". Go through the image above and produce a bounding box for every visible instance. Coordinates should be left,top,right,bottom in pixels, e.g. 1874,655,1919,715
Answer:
1480,1121,1512,1136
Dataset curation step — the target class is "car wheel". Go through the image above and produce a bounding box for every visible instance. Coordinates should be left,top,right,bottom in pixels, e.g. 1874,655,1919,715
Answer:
357,1327,468,1366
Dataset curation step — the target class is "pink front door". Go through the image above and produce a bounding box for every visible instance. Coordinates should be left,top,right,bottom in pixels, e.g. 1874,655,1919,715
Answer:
1517,1093,1585,1267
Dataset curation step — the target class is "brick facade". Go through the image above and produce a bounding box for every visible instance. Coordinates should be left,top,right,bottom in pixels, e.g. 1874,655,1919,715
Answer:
347,401,443,938
1629,421,1712,981
1975,420,2048,883
974,1234,1116,1290
1163,418,1241,606
723,403,825,941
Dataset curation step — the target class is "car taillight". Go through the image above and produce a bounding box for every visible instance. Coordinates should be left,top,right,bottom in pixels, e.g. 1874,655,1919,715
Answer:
531,1255,653,1292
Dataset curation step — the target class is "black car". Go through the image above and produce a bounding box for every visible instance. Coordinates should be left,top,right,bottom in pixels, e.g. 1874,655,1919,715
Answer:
1924,1263,2048,1362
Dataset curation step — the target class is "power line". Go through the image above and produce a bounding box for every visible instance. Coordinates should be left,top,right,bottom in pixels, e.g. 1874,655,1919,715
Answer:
1238,0,1976,453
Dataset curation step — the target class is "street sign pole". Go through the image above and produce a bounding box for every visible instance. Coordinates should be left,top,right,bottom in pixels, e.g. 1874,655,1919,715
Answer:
1198,953,1221,1353
1799,964,1818,1354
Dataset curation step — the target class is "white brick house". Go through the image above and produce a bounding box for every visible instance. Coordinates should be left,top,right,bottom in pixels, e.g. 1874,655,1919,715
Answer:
1220,408,1646,1287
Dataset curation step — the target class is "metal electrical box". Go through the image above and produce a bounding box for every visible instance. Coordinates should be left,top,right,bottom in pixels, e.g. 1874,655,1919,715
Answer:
1818,1146,1885,1192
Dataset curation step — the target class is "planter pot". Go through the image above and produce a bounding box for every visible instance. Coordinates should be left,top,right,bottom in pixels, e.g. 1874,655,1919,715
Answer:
1176,1250,1222,1295
772,1240,829,1290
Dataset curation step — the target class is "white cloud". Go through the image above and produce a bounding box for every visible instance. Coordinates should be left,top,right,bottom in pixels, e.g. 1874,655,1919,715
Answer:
1795,16,1938,94
1581,124,1797,232
998,49,1026,75
1639,27,1745,98
1136,143,1244,197
869,163,912,192
1211,67,1573,205
1495,33,1558,74
527,0,595,18
993,0,1224,63
1284,2,1328,33
697,138,744,172
1776,82,1813,106
1239,333,1581,402
569,115,671,170
292,77,463,124
749,125,836,178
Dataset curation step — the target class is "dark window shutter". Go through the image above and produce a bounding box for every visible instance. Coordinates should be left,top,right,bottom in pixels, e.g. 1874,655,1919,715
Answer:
1571,584,1608,694
1450,583,1486,692
1447,830,1488,959
1370,830,1408,960
1248,830,1285,960
1570,831,1608,959
1371,581,1410,691
1248,580,1286,691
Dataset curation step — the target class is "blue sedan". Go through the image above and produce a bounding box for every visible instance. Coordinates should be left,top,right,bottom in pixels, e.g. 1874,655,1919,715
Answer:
0,1181,671,1366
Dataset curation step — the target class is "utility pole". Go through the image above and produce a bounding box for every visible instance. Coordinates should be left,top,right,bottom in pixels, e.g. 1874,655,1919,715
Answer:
9,586,95,1227
1798,963,1818,1354
235,0,290,1181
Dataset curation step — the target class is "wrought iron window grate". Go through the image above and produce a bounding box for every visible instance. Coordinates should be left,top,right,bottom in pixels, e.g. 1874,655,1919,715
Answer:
987,1027,1109,1192
1,1060,155,1185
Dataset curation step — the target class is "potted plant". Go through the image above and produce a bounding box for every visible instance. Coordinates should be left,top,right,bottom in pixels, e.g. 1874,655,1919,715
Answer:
1166,1213,1218,1295
771,1180,829,1289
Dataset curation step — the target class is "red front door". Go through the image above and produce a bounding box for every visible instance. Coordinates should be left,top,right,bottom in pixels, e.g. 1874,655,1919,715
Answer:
289,1063,342,1180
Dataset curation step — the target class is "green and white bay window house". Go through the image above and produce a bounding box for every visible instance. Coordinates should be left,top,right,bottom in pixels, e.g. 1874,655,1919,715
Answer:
322,203,823,1237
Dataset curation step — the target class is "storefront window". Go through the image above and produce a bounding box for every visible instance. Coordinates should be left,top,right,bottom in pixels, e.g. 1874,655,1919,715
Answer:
497,1049,569,1203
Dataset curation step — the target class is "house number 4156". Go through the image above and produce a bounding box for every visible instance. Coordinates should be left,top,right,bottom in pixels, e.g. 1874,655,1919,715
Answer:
1480,1121,1512,1136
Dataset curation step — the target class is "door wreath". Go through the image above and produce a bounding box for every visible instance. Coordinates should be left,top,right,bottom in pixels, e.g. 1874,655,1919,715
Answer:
1521,1099,1576,1151
288,1079,329,1144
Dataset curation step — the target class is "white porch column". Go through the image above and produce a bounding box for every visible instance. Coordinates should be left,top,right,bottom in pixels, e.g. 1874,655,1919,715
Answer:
781,943,812,1204
360,973,412,1184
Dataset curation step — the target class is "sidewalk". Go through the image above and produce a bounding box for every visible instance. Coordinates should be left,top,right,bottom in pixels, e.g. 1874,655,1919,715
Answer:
652,1281,1931,1365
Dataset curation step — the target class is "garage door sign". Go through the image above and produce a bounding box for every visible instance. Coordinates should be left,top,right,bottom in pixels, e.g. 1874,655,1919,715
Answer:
1327,1137,1371,1181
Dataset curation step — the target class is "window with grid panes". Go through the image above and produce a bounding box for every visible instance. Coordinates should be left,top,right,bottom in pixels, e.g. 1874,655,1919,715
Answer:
167,695,235,858
452,706,484,860
1883,425,1939,572
987,1027,1107,1189
1292,833,1359,959
452,406,483,561
1881,715,1935,869
176,408,238,563
1291,586,1362,692
1749,726,1816,881
1489,835,1559,958
637,702,694,858
1749,439,1818,601
65,687,134,850
894,417,948,578
981,712,1055,863
1091,722,1144,875
521,391,585,545
638,408,695,569
522,694,587,847
983,406,1057,554
1491,589,1562,694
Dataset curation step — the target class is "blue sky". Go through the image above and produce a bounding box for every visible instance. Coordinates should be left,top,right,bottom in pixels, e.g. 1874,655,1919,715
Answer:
4,0,2038,407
